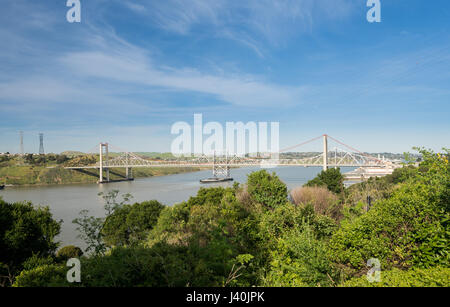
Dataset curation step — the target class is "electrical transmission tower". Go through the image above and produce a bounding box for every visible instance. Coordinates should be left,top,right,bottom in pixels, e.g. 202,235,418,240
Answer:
39,133,44,155
19,131,24,155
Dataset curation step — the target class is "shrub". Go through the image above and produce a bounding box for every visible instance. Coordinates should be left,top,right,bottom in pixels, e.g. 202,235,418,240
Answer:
0,199,61,285
263,226,339,287
247,170,287,210
13,264,67,287
304,168,344,194
290,186,341,220
102,200,165,247
341,267,450,287
56,245,83,261
22,254,55,270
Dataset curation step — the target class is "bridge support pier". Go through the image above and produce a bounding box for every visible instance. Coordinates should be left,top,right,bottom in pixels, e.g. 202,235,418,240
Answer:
126,167,133,179
99,143,110,183
323,134,328,171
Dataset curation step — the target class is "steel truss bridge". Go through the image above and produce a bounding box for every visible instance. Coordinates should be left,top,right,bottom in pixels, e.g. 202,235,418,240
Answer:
64,135,399,183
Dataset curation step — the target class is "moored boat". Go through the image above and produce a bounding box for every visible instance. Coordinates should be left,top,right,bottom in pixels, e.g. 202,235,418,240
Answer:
200,177,233,183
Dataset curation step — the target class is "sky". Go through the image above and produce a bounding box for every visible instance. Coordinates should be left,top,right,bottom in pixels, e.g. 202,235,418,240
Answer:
0,0,449,154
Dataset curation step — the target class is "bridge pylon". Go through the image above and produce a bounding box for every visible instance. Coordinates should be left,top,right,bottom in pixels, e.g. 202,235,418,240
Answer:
125,152,133,180
323,134,328,171
99,143,110,183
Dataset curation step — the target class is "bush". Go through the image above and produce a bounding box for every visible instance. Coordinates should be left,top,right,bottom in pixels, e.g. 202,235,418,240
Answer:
56,245,83,261
263,226,339,287
13,264,67,287
102,200,165,247
290,186,341,221
304,168,344,194
247,170,287,210
146,186,259,286
341,267,450,287
22,254,55,271
80,243,236,287
0,199,61,285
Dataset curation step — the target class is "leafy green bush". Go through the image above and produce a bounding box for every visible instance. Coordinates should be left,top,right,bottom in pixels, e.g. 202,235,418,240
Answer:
73,190,133,255
247,170,287,210
304,168,344,194
263,226,339,287
102,200,165,247
0,199,61,285
22,254,55,271
341,267,450,287
56,245,83,261
80,242,239,287
13,264,67,287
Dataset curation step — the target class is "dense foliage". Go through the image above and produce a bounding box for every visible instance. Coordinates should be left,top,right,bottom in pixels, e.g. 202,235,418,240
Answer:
5,148,450,287
341,267,450,287
304,168,345,194
102,200,164,246
0,198,61,286
329,149,449,275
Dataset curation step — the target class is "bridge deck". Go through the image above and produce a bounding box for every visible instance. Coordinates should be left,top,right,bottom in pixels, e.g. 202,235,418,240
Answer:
64,163,390,169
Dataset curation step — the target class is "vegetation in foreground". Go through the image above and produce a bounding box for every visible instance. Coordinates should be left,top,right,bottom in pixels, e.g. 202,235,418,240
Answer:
0,148,448,287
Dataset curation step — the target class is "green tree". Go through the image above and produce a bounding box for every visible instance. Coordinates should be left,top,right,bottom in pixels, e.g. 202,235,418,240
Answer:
72,190,132,255
0,199,61,286
56,154,69,164
102,200,165,246
56,245,83,262
247,170,288,210
304,168,344,194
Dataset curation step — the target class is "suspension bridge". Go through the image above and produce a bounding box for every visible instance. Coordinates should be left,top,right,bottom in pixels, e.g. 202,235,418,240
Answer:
63,134,401,183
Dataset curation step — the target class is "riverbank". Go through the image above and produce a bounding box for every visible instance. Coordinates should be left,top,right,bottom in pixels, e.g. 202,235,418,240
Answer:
0,165,205,186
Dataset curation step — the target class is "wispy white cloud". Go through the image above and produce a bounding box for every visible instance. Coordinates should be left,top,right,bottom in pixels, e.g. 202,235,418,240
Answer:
129,0,224,35
117,0,356,54
59,49,306,108
123,2,147,14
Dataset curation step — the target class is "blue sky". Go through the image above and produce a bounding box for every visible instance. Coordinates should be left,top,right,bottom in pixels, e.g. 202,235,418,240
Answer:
0,0,449,154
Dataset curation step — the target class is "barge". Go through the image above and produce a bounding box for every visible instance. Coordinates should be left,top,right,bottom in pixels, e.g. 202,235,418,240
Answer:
200,177,233,183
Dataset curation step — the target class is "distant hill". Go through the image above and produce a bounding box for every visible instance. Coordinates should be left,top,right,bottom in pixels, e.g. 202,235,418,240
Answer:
134,152,175,159
60,151,87,157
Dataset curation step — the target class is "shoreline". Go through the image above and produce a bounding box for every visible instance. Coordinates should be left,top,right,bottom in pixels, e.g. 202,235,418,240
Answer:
0,166,208,188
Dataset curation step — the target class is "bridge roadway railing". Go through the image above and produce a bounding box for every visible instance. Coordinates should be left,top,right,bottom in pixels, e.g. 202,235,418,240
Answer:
64,161,390,169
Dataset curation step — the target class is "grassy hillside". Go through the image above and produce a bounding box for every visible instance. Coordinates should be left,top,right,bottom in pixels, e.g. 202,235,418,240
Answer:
0,165,202,186
0,153,205,186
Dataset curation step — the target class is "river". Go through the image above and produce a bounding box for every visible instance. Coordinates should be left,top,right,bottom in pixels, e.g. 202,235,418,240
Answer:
0,166,355,249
